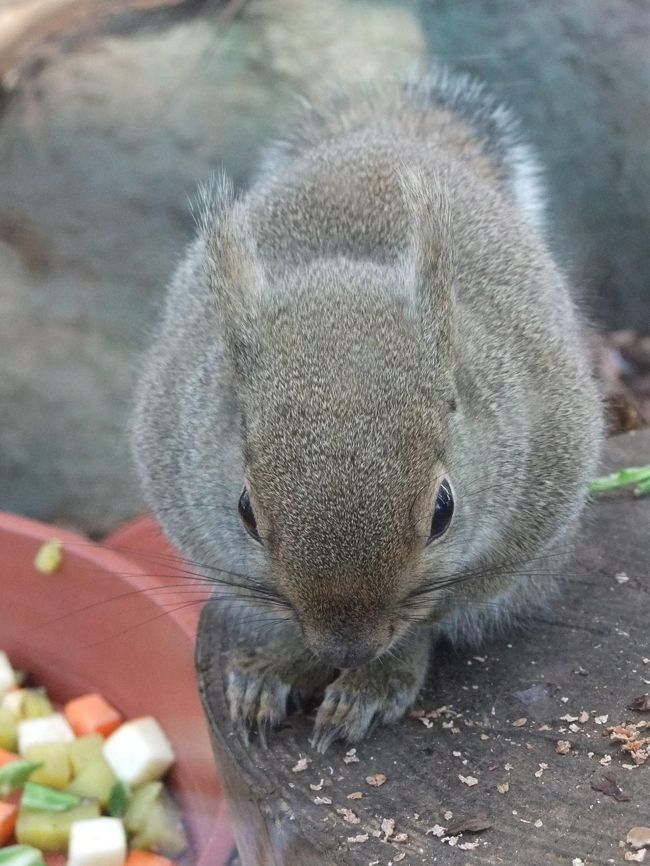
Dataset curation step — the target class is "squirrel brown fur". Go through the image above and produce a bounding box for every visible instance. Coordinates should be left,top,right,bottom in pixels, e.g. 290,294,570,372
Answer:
131,70,603,749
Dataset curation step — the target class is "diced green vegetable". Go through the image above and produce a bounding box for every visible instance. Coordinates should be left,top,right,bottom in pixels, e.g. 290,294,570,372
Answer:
0,845,47,866
0,708,18,752
24,743,71,789
16,800,100,852
107,780,130,818
0,760,42,796
65,757,116,808
125,782,187,856
21,691,53,721
66,734,104,776
21,782,80,812
590,464,650,496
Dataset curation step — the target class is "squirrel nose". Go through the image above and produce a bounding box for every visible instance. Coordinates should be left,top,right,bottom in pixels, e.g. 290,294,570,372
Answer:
317,641,378,669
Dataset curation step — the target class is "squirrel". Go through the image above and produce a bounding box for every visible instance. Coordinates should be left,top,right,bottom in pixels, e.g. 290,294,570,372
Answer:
131,69,604,751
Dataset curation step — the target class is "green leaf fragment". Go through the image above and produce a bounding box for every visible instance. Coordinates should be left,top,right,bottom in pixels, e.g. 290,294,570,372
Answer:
0,760,43,795
0,846,47,866
589,464,650,494
21,782,81,812
107,780,130,817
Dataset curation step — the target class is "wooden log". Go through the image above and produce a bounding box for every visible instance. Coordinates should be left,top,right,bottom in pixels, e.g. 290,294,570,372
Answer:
196,428,650,866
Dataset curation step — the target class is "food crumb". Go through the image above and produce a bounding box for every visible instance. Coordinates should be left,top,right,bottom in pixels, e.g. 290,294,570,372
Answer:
344,748,360,764
572,859,585,866
347,791,364,800
381,818,396,841
615,571,630,584
595,714,609,725
310,779,325,791
579,711,590,723
459,774,479,787
426,825,446,838
512,717,527,727
497,782,510,794
314,796,332,805
34,539,64,574
458,841,480,851
393,853,406,862
392,833,408,843
337,807,360,825
443,811,453,821
346,833,368,844
292,757,311,773
627,827,650,850
625,852,646,863
556,740,571,755
534,763,548,778
599,754,613,766
365,773,387,787
534,819,543,828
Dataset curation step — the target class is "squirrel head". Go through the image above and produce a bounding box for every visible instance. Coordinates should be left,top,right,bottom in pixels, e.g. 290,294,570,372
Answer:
202,173,461,668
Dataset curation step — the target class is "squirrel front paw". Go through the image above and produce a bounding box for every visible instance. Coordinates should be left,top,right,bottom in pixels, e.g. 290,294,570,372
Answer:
311,634,431,752
226,639,332,746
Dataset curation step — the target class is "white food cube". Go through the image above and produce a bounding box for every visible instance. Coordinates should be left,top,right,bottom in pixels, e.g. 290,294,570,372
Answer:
0,651,17,698
17,712,75,755
67,817,126,866
1,687,24,717
103,716,175,786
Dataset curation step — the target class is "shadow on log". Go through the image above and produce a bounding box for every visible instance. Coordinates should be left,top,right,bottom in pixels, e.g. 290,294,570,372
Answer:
197,429,650,866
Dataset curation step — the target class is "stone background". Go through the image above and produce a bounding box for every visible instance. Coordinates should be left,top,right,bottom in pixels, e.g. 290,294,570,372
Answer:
0,0,648,533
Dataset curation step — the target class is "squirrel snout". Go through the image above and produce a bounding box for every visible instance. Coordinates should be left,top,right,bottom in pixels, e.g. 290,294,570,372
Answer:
302,623,392,670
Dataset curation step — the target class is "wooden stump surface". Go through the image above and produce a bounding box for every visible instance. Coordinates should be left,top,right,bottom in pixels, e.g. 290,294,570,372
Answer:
197,429,650,866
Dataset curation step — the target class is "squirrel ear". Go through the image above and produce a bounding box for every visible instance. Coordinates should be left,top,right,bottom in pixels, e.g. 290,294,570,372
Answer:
400,168,456,363
198,174,263,373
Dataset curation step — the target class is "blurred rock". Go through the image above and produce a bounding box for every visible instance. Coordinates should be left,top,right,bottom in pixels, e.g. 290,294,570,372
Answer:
418,0,650,331
0,0,424,531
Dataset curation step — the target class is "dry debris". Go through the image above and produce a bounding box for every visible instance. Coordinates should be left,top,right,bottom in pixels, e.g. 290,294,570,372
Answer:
365,773,387,787
497,782,510,794
445,815,492,836
313,796,332,805
381,817,396,841
292,757,311,773
590,772,631,802
336,807,360,825
459,774,479,787
512,717,528,727
347,791,363,800
556,740,571,755
343,748,360,764
627,827,650,850
628,694,650,712
346,833,369,844
605,719,650,766
625,852,647,863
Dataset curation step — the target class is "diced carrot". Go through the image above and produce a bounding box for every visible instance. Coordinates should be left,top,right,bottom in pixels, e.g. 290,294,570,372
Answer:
0,748,18,767
0,800,18,844
64,693,123,737
125,853,175,866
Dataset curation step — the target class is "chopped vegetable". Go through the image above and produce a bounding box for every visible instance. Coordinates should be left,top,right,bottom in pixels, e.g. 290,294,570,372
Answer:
20,693,52,723
21,783,80,813
2,692,24,720
0,761,42,796
65,695,123,739
125,853,174,866
0,711,18,753
66,758,117,808
0,751,17,769
17,715,75,756
107,782,130,818
590,465,650,496
33,540,63,575
67,735,105,776
0,803,18,846
15,800,100,852
0,845,46,866
0,657,17,701
23,744,71,789
67,817,127,866
103,719,174,787
124,783,187,857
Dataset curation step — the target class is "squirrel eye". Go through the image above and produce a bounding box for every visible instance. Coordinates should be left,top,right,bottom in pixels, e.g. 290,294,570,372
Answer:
427,479,454,545
238,488,261,543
